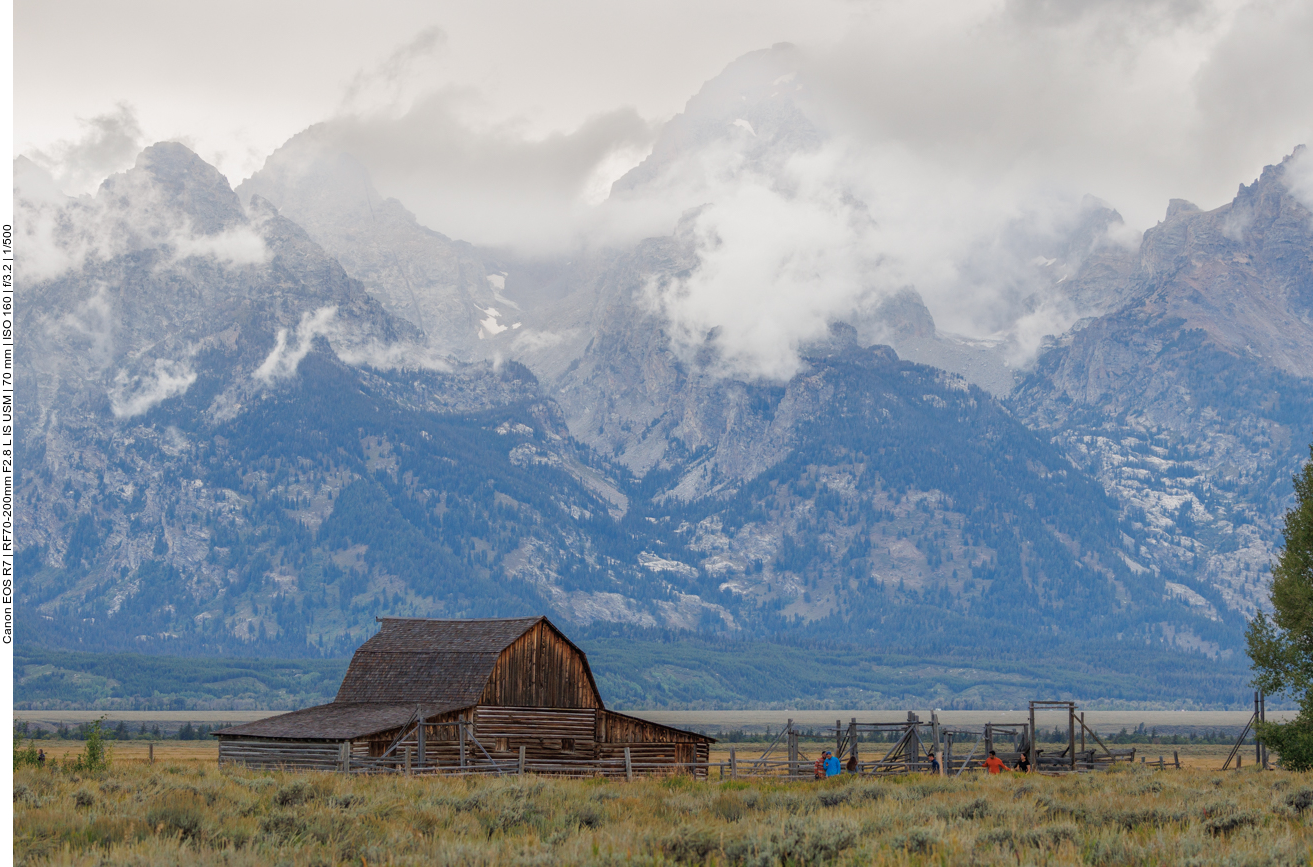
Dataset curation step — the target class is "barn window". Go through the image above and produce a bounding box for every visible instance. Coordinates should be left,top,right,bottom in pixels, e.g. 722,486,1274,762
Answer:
561,738,575,753
496,737,509,752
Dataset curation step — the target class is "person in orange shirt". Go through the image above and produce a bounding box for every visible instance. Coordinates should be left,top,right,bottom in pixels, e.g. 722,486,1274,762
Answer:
983,750,1007,774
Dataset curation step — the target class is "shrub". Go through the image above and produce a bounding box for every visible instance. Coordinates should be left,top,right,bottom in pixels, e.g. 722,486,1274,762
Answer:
1204,811,1260,837
895,827,936,854
568,804,605,828
771,816,859,866
73,789,95,808
67,719,112,772
660,824,719,863
712,792,748,822
274,780,315,806
1287,789,1313,813
944,796,989,820
13,732,41,769
146,803,206,841
1259,719,1313,771
817,789,851,807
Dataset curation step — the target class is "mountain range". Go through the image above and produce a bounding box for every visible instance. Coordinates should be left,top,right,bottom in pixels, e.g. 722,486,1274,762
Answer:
15,46,1312,707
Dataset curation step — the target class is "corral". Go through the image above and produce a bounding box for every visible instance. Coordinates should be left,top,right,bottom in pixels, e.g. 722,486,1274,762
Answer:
213,616,712,776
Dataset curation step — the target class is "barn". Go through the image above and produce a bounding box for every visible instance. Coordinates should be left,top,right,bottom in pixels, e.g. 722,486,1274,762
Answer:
213,616,713,776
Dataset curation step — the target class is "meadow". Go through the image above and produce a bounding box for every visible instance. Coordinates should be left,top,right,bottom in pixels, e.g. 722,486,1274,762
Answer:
13,751,1312,866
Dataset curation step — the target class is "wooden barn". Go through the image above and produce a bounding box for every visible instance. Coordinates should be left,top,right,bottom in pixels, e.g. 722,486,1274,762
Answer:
213,616,713,776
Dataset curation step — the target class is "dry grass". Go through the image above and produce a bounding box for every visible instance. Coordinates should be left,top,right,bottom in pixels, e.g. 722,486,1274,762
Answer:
14,760,1312,866
27,741,219,766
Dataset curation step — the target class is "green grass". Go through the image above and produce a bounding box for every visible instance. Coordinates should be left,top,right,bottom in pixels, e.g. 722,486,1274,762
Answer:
13,647,346,710
13,759,1312,865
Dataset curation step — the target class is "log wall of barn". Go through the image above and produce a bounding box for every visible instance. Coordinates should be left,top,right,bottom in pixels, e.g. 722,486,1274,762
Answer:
479,621,602,709
218,738,364,770
596,710,706,744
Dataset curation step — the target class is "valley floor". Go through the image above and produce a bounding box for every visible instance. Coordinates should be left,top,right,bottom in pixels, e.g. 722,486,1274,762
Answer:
13,754,1308,865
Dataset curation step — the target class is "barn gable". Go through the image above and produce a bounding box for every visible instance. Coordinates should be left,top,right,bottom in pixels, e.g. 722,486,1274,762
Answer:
477,619,603,709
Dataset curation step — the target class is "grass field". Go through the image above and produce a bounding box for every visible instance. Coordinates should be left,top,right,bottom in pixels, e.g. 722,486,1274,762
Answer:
14,754,1309,866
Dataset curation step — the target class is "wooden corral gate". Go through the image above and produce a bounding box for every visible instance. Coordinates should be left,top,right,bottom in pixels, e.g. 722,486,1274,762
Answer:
214,616,712,777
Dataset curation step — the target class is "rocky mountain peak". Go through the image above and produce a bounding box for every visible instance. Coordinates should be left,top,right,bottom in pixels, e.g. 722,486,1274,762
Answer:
1164,198,1201,219
104,141,247,234
610,43,822,197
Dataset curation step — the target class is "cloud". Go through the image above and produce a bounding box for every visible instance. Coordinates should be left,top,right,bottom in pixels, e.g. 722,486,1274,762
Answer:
305,95,656,252
253,307,339,384
169,225,269,267
110,358,198,418
1282,146,1313,217
14,150,270,283
26,103,145,196
252,305,453,382
341,25,448,114
646,148,885,381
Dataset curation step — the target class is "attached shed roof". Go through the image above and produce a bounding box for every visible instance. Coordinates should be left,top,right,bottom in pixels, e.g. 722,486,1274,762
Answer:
214,702,456,741
334,616,546,705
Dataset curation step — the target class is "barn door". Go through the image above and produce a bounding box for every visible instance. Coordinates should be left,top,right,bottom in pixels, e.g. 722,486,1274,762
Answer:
675,743,696,772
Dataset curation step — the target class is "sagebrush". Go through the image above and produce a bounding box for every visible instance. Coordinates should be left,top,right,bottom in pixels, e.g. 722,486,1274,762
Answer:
13,762,1309,866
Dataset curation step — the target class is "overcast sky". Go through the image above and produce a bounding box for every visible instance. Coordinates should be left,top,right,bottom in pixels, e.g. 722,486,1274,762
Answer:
15,0,1313,355
15,0,855,184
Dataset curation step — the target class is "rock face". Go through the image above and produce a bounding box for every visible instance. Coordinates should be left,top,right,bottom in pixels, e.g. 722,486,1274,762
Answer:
1013,147,1313,618
236,136,505,360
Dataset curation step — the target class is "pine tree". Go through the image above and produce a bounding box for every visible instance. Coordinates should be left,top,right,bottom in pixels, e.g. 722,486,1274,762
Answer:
1247,443,1313,769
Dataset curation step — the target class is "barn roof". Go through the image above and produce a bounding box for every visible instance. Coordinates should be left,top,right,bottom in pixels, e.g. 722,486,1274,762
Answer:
212,702,456,741
334,617,550,705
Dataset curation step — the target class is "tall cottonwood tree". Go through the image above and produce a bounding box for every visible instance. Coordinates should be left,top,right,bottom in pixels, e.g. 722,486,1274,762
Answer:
1247,443,1313,769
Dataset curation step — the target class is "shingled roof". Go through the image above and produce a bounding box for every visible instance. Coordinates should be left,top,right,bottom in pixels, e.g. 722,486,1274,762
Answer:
211,702,453,741
334,616,546,705
215,616,561,741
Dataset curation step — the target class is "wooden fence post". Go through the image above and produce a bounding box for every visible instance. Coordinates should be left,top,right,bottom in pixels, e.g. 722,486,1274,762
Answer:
787,720,798,779
416,708,426,770
1028,703,1037,773
1069,705,1077,772
148,743,154,764
1255,691,1261,769
459,717,467,770
624,746,633,782
518,745,526,776
340,742,350,774
1174,751,1180,769
730,746,738,780
404,745,412,775
1261,692,1269,770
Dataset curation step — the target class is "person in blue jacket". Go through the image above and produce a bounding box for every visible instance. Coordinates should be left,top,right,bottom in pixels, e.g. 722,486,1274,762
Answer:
824,751,843,777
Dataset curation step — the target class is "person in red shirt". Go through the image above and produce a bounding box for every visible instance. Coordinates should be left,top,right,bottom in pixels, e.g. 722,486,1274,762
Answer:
983,750,1007,774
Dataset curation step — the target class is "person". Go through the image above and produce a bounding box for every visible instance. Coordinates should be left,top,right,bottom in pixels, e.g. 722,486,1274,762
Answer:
815,751,829,779
928,750,940,775
846,753,858,774
984,750,1006,774
1016,750,1032,773
824,750,842,777
37,749,46,769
